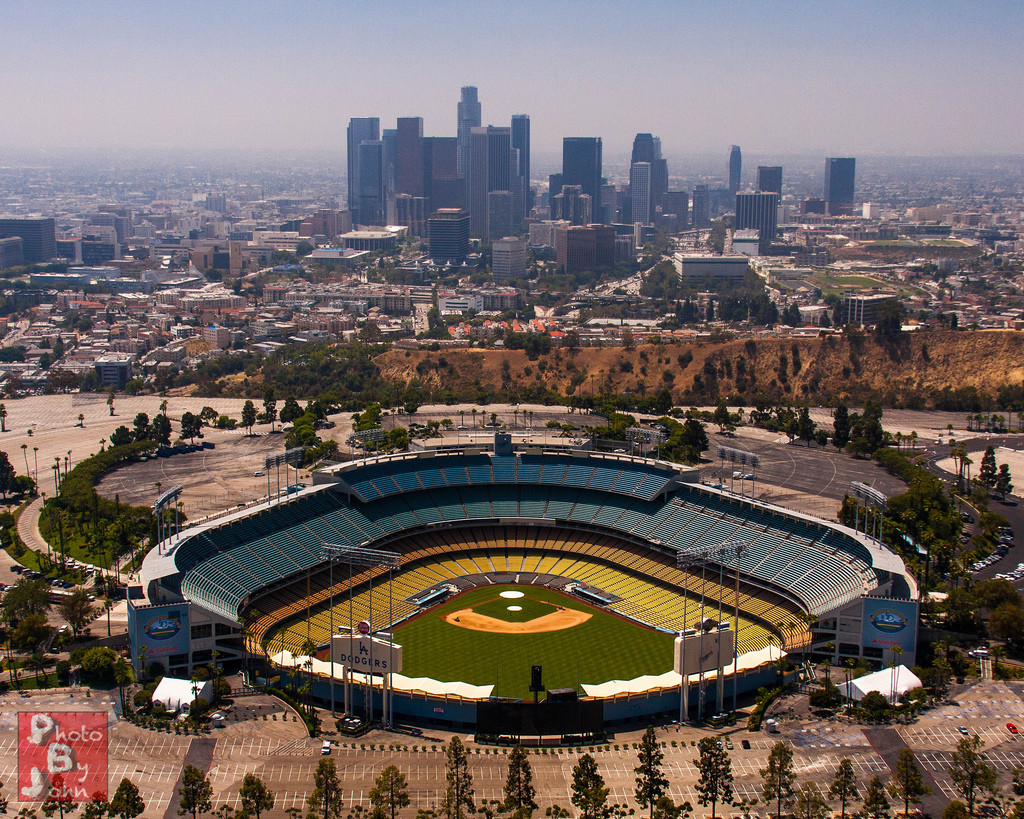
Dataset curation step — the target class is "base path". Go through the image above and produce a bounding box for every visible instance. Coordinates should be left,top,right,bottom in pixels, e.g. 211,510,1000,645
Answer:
163,737,217,819
443,606,591,633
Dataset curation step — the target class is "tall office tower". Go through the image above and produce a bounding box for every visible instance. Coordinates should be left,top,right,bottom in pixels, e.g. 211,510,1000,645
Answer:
756,166,783,194
735,191,780,251
692,185,711,228
468,125,511,238
602,184,619,223
423,136,461,209
390,194,429,237
356,140,385,226
562,137,603,211
631,133,657,165
396,117,424,197
824,157,856,213
630,133,667,212
511,114,531,226
551,185,592,226
630,162,653,225
492,236,527,279
382,128,397,199
548,174,563,207
728,145,742,194
457,86,481,178
487,190,514,241
0,217,56,263
428,208,470,264
346,117,380,222
661,191,689,229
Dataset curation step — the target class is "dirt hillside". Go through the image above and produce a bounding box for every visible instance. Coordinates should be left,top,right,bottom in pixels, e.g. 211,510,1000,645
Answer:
374,330,1024,407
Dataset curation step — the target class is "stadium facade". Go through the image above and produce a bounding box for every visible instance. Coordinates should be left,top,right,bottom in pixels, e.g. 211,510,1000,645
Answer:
138,436,917,731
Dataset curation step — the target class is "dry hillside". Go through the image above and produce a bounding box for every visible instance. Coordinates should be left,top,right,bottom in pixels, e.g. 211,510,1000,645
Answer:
374,330,1024,408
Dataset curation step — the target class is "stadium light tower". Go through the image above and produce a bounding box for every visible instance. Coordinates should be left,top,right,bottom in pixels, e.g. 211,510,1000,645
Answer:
850,481,887,541
152,485,183,552
676,539,748,723
716,446,761,497
321,544,401,725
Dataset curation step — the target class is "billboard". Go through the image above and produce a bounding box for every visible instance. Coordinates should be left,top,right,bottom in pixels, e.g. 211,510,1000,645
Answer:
861,598,918,659
18,711,108,802
128,602,191,670
673,626,735,676
331,634,403,674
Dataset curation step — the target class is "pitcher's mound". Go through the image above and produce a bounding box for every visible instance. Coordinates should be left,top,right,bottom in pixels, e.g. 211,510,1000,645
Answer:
443,606,591,633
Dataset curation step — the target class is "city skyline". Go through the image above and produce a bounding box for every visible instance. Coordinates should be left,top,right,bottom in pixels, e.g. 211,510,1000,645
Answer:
1,0,1023,156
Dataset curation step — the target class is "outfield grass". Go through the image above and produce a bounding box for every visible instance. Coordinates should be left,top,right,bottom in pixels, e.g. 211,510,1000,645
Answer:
394,585,674,699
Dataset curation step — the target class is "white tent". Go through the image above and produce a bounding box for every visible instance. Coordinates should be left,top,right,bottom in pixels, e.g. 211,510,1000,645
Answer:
152,677,213,713
838,665,922,703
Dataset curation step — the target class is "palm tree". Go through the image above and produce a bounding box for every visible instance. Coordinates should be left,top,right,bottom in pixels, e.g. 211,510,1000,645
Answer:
21,443,28,475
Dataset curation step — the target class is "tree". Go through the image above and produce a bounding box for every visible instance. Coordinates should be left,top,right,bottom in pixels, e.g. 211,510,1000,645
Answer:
633,726,669,817
833,403,851,449
943,802,969,819
793,782,828,819
0,452,14,497
0,402,6,432
132,413,150,441
571,754,610,819
307,759,344,819
889,748,930,816
996,464,1014,501
241,401,257,435
712,401,731,433
679,418,709,464
949,735,997,817
502,745,537,817
979,445,998,489
2,577,51,618
110,778,146,819
180,412,202,444
797,406,816,446
695,737,733,819
828,758,859,819
861,776,890,819
441,737,474,819
41,775,80,819
58,589,93,637
990,602,1024,650
239,774,275,819
177,765,213,819
280,397,303,425
760,742,796,819
151,414,172,446
263,389,277,432
369,766,410,819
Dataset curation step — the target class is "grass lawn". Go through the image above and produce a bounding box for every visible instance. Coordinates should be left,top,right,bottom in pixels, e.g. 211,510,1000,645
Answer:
394,585,674,699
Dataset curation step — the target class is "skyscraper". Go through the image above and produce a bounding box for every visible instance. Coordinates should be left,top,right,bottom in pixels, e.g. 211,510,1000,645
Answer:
756,166,783,195
562,138,603,215
0,218,56,263
468,125,511,239
630,162,653,226
735,192,779,252
631,133,667,213
356,140,385,226
428,208,470,265
396,117,424,197
457,86,481,178
511,114,531,227
346,117,380,223
824,157,856,213
692,185,711,228
728,145,742,194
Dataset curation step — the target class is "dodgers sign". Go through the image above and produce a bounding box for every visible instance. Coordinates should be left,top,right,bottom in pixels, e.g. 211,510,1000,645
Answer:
861,598,918,659
331,634,403,674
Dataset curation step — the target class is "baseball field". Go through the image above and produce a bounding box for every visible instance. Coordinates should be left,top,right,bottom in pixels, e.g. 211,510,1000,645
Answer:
393,584,676,699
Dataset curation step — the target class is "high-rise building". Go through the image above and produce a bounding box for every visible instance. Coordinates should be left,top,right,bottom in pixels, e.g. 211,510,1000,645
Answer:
691,185,711,228
396,117,424,197
630,162,653,226
554,224,615,274
457,86,481,178
756,166,783,194
492,236,527,279
735,192,779,252
422,137,463,211
547,174,563,208
511,114,531,227
661,191,689,229
346,117,380,222
487,191,514,242
382,128,397,199
428,208,470,265
562,138,603,211
390,194,429,237
356,140,385,226
0,237,24,269
468,126,511,239
630,133,667,217
551,185,592,226
824,157,856,213
0,217,56,264
728,145,742,194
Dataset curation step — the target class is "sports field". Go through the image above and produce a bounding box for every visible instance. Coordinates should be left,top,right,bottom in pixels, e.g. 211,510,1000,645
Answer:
394,585,675,699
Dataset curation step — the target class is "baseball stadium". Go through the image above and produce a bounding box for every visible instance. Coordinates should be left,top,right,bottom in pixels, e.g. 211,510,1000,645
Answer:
137,435,917,734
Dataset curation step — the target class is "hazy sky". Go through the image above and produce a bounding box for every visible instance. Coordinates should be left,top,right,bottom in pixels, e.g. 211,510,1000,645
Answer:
3,0,1023,157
